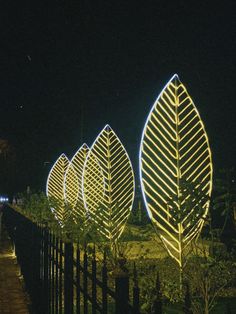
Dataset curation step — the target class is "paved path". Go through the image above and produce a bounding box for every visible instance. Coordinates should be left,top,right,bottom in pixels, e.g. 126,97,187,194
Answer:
0,225,30,314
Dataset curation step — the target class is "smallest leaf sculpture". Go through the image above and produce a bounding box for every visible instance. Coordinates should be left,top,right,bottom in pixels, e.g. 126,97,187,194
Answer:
46,153,70,225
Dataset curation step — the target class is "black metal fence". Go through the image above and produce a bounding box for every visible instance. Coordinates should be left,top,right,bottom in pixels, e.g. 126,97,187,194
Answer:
3,206,140,314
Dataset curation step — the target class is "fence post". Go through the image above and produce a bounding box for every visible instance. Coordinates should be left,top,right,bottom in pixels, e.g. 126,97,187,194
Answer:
133,262,140,314
102,251,107,314
83,244,88,314
64,240,74,314
32,223,42,313
48,232,52,313
153,272,162,314
55,237,59,314
183,281,192,314
76,245,81,314
43,228,49,314
59,240,63,314
115,263,129,314
51,234,55,314
92,245,97,314
39,224,44,314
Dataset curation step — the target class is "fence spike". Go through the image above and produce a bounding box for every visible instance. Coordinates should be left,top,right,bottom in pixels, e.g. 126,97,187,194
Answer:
93,243,96,259
132,261,140,314
133,262,138,288
103,249,106,264
84,241,87,253
153,271,162,314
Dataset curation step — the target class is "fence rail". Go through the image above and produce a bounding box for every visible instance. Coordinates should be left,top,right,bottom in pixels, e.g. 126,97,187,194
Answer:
3,206,140,314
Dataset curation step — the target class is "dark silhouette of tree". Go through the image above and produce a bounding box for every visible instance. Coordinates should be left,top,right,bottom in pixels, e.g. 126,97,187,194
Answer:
0,139,16,195
183,281,192,314
213,168,236,250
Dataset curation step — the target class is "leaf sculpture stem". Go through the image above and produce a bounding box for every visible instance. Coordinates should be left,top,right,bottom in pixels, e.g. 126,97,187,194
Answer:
175,77,184,288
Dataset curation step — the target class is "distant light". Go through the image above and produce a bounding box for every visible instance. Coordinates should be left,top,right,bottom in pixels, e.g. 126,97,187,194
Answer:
0,196,8,203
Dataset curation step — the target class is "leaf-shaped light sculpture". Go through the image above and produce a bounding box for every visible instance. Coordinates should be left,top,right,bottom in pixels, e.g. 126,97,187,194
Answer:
64,143,89,222
83,125,135,242
46,153,70,225
140,74,213,268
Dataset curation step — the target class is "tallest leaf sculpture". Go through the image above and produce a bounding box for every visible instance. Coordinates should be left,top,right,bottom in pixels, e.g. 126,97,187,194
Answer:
140,74,213,275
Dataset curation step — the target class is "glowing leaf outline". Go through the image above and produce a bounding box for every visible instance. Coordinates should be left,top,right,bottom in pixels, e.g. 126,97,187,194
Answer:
46,153,70,225
139,74,213,267
82,124,135,241
64,143,89,223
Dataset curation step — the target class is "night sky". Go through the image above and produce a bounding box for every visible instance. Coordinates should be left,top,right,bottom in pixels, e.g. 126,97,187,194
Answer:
0,1,235,193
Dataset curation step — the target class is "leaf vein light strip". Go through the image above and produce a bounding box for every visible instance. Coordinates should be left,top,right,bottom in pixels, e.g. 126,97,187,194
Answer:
142,159,177,193
159,98,176,122
161,235,180,253
111,172,132,196
154,106,177,133
144,189,172,218
176,87,186,98
152,113,177,141
141,143,176,185
181,148,208,176
143,178,171,205
145,133,177,171
148,203,179,234
166,85,177,99
180,140,207,167
180,133,205,159
142,153,178,188
112,188,134,210
110,159,130,178
192,164,211,184
179,127,203,151
149,118,177,150
178,102,193,118
111,180,133,204
179,96,191,107
183,220,203,244
142,168,172,199
162,90,176,108
111,145,123,160
187,157,210,181
147,124,177,158
180,121,201,142
179,113,198,134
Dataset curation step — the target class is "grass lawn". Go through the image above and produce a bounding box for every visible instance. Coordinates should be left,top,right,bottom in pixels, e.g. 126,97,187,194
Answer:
163,297,236,313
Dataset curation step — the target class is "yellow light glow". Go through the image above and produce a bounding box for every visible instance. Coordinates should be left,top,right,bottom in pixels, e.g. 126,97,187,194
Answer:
140,74,213,268
64,143,89,223
82,124,135,241
46,153,70,225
